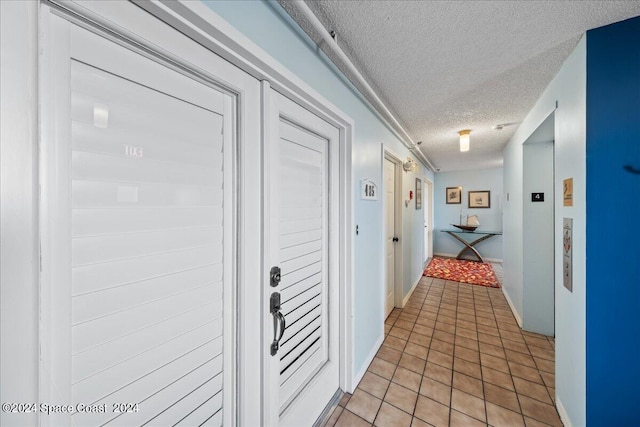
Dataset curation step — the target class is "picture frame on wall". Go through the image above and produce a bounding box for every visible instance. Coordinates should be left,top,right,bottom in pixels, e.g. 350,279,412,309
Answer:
468,190,491,208
415,178,422,209
446,187,462,204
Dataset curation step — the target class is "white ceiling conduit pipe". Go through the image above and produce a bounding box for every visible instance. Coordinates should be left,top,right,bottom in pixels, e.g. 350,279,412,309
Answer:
285,1,437,172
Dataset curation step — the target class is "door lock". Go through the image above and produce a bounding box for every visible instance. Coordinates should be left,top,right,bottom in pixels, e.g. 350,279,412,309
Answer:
270,266,281,287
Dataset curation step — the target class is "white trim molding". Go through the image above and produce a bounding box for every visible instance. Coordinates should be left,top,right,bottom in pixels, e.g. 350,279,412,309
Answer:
502,288,523,328
556,396,573,427
402,274,423,308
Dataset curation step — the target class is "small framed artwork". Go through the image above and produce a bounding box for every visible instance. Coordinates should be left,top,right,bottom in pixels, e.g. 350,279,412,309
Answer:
446,187,462,204
415,178,422,210
468,190,491,208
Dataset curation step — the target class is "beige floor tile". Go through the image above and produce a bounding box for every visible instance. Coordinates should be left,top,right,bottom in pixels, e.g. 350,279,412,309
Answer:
404,342,429,360
486,401,525,427
508,361,543,384
374,402,412,427
432,330,455,344
450,410,486,427
410,417,431,427
452,371,484,398
377,345,402,365
482,365,514,391
399,353,426,375
519,395,563,427
346,389,382,424
424,362,453,385
455,346,480,364
408,332,432,347
383,383,417,415
384,336,407,352
359,372,391,399
533,356,554,373
480,353,510,373
501,338,530,355
389,326,412,341
451,389,486,422
455,336,480,353
513,376,553,404
505,349,536,367
335,409,372,427
456,328,478,341
395,320,416,331
414,396,450,427
419,376,451,406
430,338,454,355
478,332,502,346
339,392,352,407
479,342,506,359
428,349,454,369
483,382,520,413
369,357,397,380
392,366,422,392
323,279,558,427
454,357,482,380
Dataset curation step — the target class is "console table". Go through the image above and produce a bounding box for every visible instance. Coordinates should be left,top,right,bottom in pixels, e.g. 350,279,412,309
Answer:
441,229,503,263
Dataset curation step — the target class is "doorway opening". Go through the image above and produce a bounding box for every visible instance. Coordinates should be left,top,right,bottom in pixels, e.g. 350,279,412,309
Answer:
522,112,555,336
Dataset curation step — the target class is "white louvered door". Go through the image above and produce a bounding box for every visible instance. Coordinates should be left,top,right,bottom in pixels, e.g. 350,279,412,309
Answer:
265,89,340,426
41,16,234,427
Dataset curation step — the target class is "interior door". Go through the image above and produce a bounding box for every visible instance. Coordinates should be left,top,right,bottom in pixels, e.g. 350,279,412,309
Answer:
41,15,235,426
265,89,340,426
423,179,430,263
384,158,396,318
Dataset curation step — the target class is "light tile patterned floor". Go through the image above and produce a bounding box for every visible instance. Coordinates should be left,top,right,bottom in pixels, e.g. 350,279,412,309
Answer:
323,272,562,427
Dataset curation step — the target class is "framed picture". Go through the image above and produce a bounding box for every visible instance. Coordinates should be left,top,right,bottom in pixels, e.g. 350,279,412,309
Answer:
415,178,422,209
446,187,462,204
468,190,491,208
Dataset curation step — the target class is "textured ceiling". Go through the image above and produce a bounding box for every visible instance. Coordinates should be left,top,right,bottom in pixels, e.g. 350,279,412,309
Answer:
280,1,640,171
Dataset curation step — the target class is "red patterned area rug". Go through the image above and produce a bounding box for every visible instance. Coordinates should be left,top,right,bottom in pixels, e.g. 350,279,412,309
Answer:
423,256,500,288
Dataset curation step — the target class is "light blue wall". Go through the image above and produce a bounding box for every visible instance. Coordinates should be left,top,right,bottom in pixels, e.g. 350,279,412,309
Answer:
503,37,586,426
433,168,503,260
202,0,434,378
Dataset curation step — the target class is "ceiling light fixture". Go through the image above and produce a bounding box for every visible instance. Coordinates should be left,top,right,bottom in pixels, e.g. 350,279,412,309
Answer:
459,129,471,152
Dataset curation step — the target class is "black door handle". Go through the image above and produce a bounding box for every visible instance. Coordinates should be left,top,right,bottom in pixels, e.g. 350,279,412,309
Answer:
392,237,399,242
270,292,286,356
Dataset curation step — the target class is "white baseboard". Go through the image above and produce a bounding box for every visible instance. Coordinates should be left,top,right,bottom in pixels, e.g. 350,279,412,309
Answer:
402,274,422,307
350,334,384,393
502,287,523,328
556,396,572,427
433,252,503,263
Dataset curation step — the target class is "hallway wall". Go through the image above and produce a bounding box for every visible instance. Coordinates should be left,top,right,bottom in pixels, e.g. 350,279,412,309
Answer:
433,168,503,261
202,0,435,382
503,38,586,426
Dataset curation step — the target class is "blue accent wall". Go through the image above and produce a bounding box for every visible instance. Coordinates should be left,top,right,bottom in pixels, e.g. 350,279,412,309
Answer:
586,16,640,425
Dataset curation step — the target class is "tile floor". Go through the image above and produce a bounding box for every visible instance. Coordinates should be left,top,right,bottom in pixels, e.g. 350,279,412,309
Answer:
323,270,562,427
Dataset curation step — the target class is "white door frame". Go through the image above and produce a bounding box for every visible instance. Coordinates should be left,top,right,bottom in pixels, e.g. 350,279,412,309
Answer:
382,148,403,310
423,176,434,262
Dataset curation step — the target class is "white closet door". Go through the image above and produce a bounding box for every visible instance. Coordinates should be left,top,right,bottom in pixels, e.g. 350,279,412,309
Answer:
265,89,340,427
41,16,234,427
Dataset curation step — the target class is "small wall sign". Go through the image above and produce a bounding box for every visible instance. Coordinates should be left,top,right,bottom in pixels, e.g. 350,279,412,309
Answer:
563,218,573,292
531,193,544,202
361,179,378,200
563,178,573,206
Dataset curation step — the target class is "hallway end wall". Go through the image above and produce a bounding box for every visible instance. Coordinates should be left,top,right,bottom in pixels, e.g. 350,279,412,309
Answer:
433,168,503,261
